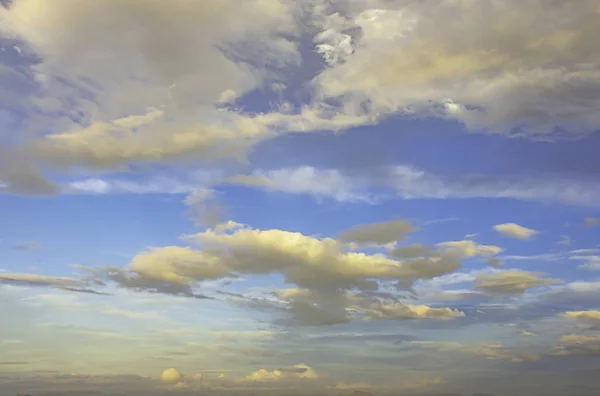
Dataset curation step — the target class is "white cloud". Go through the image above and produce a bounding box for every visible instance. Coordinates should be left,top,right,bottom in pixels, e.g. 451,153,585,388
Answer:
570,255,600,270
493,223,538,240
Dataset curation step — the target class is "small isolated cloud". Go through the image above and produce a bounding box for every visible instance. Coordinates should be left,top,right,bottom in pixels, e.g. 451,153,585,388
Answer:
521,331,537,337
12,241,41,250
564,310,600,323
558,235,573,248
584,216,600,228
338,219,418,245
161,368,181,383
475,270,560,294
436,239,502,267
493,223,538,240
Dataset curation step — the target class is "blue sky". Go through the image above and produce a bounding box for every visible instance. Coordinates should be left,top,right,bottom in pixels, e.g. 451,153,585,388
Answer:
1,1,600,395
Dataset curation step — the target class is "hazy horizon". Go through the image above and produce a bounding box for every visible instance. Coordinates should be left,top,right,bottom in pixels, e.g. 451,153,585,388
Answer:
1,0,599,395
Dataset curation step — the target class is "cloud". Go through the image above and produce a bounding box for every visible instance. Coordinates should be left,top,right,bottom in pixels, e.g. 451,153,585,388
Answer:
474,270,561,295
553,334,600,357
333,382,375,390
12,241,41,250
0,273,87,288
225,165,600,208
338,219,418,245
184,188,228,228
93,246,234,297
213,330,278,343
570,255,600,271
584,216,600,228
160,368,181,383
0,0,301,172
471,344,540,363
558,234,573,248
493,223,538,240
244,364,319,382
311,0,600,137
275,287,464,325
564,310,600,323
187,224,460,291
436,240,502,267
358,301,465,321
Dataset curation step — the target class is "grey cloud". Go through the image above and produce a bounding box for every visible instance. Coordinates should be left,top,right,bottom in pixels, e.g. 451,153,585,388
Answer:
339,219,418,245
0,273,86,288
0,152,60,196
277,367,308,374
12,241,41,250
584,217,599,228
390,244,435,259
50,286,113,296
474,270,561,295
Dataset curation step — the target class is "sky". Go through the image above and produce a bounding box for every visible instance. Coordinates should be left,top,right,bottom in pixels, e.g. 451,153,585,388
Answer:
0,0,600,395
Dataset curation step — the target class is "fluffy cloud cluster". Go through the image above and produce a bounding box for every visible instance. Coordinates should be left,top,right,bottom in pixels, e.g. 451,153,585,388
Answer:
1,0,600,194
17,219,487,326
312,0,600,136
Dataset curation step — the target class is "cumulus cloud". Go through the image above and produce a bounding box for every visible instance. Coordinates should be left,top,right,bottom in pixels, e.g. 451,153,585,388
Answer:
493,223,538,240
245,364,319,382
564,310,600,323
312,0,600,137
275,287,464,325
358,301,464,321
92,246,234,297
187,224,459,291
1,0,600,202
436,240,503,267
161,368,181,383
474,270,560,295
338,219,418,245
0,0,304,182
